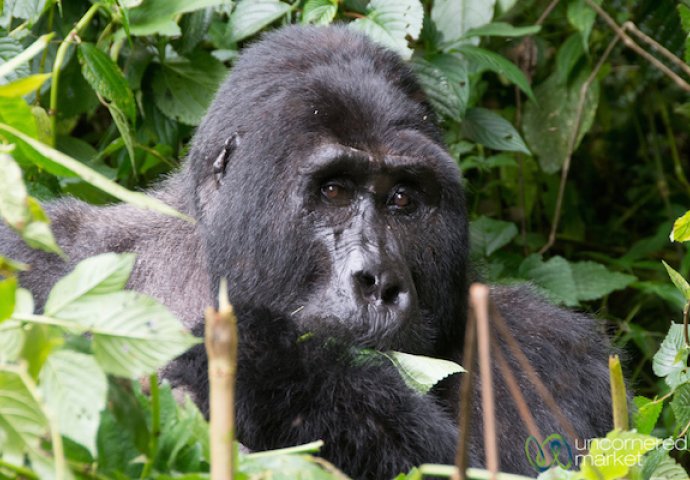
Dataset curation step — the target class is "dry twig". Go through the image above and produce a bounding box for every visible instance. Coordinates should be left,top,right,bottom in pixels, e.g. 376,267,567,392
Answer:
206,278,238,480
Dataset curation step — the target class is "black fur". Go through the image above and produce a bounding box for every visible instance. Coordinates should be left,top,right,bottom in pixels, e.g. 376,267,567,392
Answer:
0,25,614,479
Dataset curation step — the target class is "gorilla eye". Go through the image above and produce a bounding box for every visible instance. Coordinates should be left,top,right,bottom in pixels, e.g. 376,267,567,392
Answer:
388,187,415,211
320,181,353,205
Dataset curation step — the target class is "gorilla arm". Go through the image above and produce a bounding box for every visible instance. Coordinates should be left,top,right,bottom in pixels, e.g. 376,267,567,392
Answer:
167,306,460,480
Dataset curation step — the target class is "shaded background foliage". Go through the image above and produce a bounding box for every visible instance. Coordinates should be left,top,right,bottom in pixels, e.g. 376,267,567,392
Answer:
1,0,690,477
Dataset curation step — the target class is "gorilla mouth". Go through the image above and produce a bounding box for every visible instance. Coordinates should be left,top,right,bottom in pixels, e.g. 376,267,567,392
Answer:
294,302,436,354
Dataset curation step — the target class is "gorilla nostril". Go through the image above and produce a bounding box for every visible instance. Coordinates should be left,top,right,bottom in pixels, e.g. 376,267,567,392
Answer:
381,285,401,304
355,271,376,290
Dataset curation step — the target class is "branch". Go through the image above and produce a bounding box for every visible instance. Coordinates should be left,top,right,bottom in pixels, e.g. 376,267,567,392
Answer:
540,34,619,254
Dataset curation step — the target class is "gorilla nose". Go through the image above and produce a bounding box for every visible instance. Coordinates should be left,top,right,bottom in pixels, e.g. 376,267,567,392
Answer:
353,269,410,309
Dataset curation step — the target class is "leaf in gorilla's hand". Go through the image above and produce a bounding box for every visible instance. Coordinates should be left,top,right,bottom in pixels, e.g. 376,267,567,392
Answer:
388,351,465,394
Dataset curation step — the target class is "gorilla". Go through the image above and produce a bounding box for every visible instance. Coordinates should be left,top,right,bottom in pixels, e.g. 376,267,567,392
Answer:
0,25,614,479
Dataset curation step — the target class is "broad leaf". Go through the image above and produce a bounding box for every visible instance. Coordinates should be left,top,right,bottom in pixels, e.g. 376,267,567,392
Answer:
388,351,464,394
0,320,24,362
663,260,690,300
44,253,136,316
555,34,585,84
0,153,29,230
49,290,199,378
349,0,424,59
453,45,535,100
0,367,49,460
152,53,227,126
78,44,136,123
671,210,690,243
632,396,663,435
470,216,518,256
229,0,292,43
581,430,660,480
671,383,690,429
518,254,578,306
412,54,468,121
522,71,599,173
567,0,601,51
570,261,636,301
431,0,495,46
302,0,338,25
128,0,226,36
39,350,107,455
641,448,690,480
652,323,690,388
461,107,530,154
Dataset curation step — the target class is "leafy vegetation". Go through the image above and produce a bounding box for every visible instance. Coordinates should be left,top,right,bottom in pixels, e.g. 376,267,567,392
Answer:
1,0,690,478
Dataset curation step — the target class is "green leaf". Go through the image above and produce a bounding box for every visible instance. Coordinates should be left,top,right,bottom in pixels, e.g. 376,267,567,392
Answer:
0,124,193,222
567,0,601,51
570,261,636,301
229,0,292,43
21,220,63,256
641,448,690,480
44,253,136,316
522,71,599,173
555,33,585,84
47,290,200,377
461,107,530,154
0,320,24,363
349,0,424,59
106,101,137,173
431,0,496,46
128,0,227,36
0,153,29,230
462,22,540,39
632,396,663,435
0,277,17,322
152,53,228,126
0,33,53,79
39,257,201,377
0,73,51,97
518,254,578,306
0,366,49,460
581,430,660,480
388,351,464,394
662,260,690,300
241,451,339,479
302,0,338,25
652,323,690,388
470,216,518,256
671,383,690,429
78,43,135,123
411,53,468,121
39,350,107,455
453,45,535,100
671,210,690,243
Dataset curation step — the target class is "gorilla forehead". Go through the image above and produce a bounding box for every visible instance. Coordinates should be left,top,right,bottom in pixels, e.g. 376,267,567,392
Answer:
191,25,441,169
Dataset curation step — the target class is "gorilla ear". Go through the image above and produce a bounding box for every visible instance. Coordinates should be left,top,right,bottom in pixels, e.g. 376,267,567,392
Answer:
213,132,241,186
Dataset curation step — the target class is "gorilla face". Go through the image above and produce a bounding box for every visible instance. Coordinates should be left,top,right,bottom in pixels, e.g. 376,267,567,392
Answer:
188,26,469,356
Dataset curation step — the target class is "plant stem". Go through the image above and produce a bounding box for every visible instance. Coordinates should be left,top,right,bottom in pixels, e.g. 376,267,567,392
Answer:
140,373,160,479
207,277,238,480
0,459,39,479
49,2,102,144
609,355,629,430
